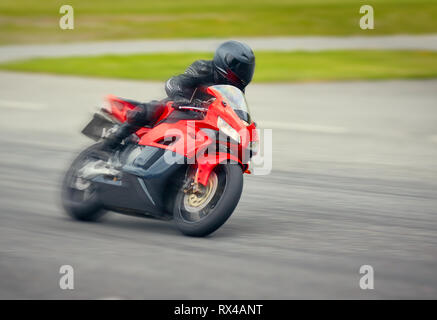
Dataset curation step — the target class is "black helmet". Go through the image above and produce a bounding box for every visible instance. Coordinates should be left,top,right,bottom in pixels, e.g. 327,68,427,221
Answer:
213,40,255,90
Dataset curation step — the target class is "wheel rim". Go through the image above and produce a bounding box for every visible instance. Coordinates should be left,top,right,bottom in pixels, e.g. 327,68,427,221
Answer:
68,176,95,202
64,154,102,204
181,171,221,222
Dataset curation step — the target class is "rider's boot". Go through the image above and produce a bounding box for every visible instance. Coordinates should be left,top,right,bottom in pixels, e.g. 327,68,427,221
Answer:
101,100,165,152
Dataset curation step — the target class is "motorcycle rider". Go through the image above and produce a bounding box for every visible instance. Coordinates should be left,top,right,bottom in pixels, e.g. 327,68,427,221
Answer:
102,40,256,150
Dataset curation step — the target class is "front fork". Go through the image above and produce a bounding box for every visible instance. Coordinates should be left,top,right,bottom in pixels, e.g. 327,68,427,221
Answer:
193,152,244,187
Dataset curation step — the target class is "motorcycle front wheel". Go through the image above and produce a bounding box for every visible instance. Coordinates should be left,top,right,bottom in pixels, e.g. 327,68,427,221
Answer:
173,164,243,237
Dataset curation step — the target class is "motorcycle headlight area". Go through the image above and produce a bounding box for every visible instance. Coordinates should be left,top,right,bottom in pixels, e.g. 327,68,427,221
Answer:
217,117,241,143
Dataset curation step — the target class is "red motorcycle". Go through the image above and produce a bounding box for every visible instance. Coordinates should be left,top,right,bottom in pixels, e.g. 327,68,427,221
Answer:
62,85,258,237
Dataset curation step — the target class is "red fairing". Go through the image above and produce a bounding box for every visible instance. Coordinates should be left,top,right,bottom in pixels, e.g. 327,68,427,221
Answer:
105,86,258,186
104,94,136,123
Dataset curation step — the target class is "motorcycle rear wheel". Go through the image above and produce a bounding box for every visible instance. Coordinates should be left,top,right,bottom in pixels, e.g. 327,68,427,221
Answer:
61,143,107,221
173,164,243,237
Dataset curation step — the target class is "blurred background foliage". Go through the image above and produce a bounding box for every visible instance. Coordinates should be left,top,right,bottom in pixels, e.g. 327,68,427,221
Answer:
0,0,437,44
2,50,437,83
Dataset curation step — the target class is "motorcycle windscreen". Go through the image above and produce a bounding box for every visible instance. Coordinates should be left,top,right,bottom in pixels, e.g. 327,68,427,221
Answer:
208,85,252,124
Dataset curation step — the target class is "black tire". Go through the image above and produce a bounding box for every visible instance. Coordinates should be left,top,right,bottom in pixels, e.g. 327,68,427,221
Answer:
61,143,106,221
173,164,243,237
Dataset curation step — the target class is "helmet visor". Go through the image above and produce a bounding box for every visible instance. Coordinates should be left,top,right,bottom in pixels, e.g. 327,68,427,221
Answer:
225,54,255,86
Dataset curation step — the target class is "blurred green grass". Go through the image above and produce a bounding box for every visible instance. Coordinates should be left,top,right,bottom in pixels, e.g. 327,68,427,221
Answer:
0,0,437,44
1,50,437,82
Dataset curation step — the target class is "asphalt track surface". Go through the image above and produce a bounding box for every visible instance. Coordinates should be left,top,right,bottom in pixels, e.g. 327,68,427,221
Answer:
0,71,436,299
1,34,437,62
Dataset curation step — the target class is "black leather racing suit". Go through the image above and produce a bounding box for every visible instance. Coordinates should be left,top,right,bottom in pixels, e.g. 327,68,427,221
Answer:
165,59,218,102
103,60,246,149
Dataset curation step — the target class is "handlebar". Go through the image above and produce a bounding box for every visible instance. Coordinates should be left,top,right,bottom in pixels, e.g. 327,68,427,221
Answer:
174,105,208,113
